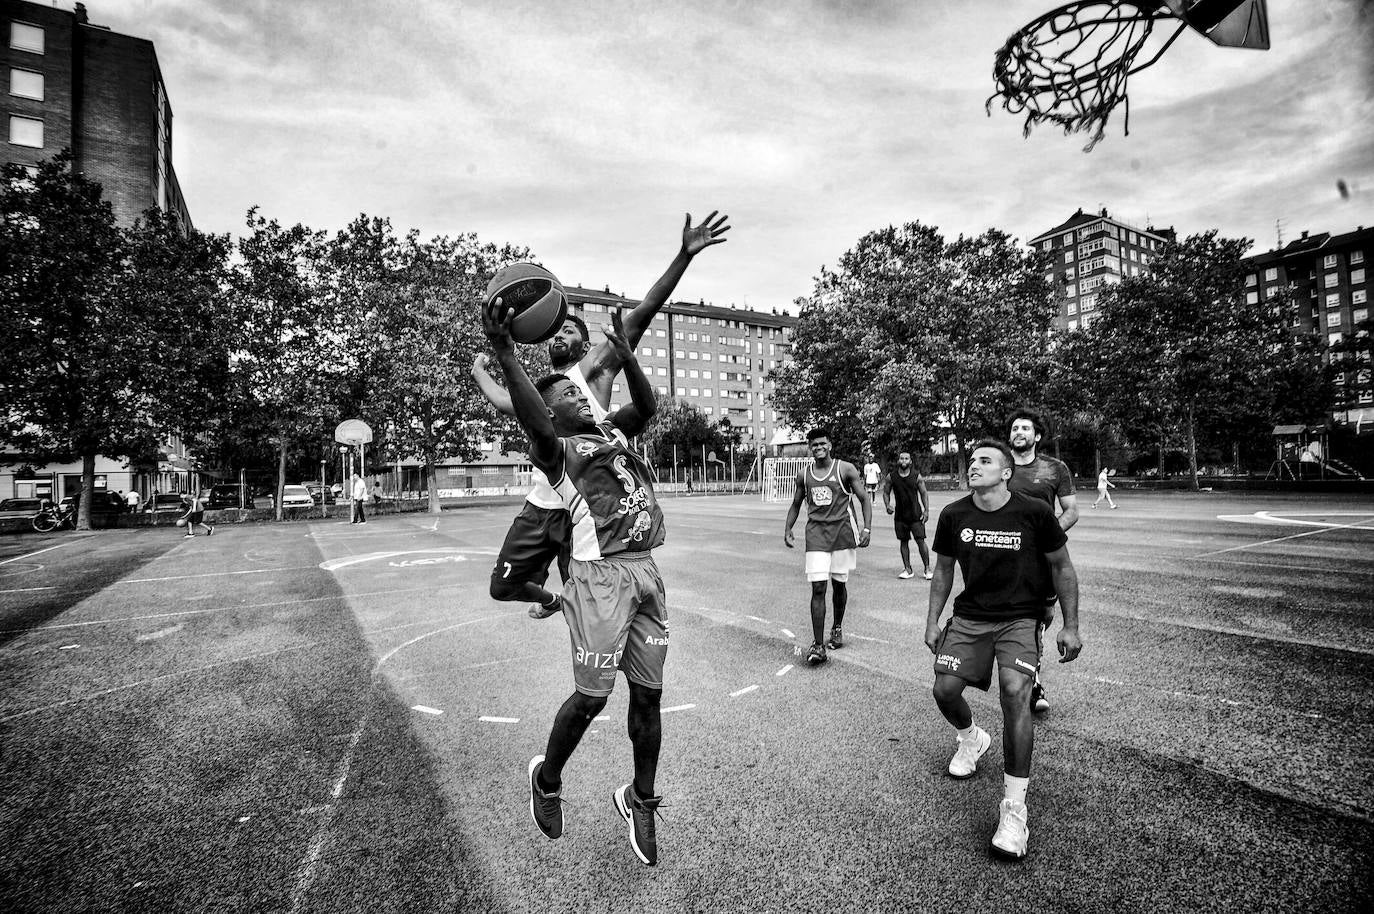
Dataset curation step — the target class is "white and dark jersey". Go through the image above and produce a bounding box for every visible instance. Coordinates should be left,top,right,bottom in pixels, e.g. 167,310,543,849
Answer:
553,422,665,561
800,460,860,552
526,363,610,509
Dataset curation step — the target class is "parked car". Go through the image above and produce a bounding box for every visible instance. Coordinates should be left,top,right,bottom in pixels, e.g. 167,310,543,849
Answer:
278,485,314,509
205,484,255,509
144,493,191,514
0,497,46,520
305,483,335,505
59,492,130,528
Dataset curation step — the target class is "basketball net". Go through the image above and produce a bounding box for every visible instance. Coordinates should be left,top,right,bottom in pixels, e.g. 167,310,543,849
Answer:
987,1,1188,152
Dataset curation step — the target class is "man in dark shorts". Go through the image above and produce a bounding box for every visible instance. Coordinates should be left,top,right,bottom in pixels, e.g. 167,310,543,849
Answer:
1007,408,1079,714
471,211,730,620
881,450,931,580
925,439,1081,859
178,490,214,538
485,303,671,867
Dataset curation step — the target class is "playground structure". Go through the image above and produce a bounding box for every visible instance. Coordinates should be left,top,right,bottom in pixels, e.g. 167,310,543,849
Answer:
1267,424,1366,481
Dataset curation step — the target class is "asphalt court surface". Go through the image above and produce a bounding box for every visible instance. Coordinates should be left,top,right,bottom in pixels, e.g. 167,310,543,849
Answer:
1,490,1371,912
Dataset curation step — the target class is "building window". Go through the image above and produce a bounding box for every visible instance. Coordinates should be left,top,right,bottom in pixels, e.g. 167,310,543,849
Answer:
703,370,712,380
1246,291,1259,305
1068,319,1079,331
654,329,666,337
702,388,713,398
675,387,685,396
1065,248,1075,262
1352,250,1365,265
701,334,711,344
1329,332,1343,344
1354,308,1368,323
1327,312,1342,328
1041,240,1051,252
1353,269,1365,285
1325,273,1338,289
1324,254,1339,269
1327,293,1342,308
9,22,44,54
675,368,685,378
655,348,666,357
1354,290,1367,305
9,67,43,101
1264,267,1278,282
655,367,666,376
639,346,653,357
7,115,42,148
1065,266,1076,279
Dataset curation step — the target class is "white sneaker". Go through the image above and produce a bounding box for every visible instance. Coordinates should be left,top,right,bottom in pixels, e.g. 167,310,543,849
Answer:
897,569,915,579
923,571,933,580
991,798,1029,858
948,726,991,778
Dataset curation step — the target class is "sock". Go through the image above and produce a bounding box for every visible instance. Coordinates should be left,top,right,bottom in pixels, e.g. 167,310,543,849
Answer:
1004,774,1029,806
957,724,978,742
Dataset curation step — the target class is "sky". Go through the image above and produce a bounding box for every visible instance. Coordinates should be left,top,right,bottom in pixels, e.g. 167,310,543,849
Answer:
79,0,1374,312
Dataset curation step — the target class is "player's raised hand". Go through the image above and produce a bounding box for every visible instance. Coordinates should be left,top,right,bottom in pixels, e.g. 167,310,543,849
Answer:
605,307,632,362
1056,627,1083,664
472,352,491,374
682,211,731,256
482,296,513,350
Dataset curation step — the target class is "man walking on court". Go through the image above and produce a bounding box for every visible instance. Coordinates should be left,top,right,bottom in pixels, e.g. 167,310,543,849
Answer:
484,302,671,867
349,473,368,525
1093,467,1118,509
925,439,1082,859
882,450,931,580
1007,408,1078,714
471,211,729,620
863,451,882,500
784,428,872,665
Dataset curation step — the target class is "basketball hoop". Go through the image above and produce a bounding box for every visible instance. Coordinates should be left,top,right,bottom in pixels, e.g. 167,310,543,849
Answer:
988,0,1270,152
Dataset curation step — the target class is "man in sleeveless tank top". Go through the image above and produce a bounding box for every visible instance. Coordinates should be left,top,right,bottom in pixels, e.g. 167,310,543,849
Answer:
881,450,931,580
783,427,872,665
486,296,672,867
472,212,730,620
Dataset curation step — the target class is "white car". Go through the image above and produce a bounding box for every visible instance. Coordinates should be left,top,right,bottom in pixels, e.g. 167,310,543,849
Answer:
278,485,314,509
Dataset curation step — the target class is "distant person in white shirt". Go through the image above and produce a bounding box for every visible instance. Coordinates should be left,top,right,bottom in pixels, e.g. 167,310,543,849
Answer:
863,454,882,499
1093,467,1118,509
350,474,368,525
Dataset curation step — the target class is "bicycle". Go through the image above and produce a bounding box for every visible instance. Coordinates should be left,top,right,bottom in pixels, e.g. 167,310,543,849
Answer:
32,505,75,533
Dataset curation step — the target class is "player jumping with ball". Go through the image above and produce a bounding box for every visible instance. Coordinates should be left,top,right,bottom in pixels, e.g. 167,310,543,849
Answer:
472,212,729,620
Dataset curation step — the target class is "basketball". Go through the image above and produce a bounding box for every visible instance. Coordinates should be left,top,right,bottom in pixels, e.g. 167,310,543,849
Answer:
175,517,186,527
484,263,569,344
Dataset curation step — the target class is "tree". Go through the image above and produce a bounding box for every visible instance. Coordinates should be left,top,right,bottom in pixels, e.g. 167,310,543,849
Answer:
1081,231,1310,487
642,401,724,475
0,154,232,529
230,209,348,519
770,222,1055,472
329,216,536,513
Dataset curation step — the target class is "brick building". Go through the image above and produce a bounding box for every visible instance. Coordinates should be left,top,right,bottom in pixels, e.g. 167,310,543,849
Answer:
3,0,190,227
1243,225,1373,423
1029,208,1175,331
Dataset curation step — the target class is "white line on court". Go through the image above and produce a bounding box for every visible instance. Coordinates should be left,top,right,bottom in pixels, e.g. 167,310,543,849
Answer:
746,615,769,623
780,628,795,639
1194,517,1374,559
848,634,892,644
0,541,72,566
776,665,793,677
730,684,760,697
478,715,519,723
412,705,444,715
116,565,315,584
0,586,55,593
662,704,696,714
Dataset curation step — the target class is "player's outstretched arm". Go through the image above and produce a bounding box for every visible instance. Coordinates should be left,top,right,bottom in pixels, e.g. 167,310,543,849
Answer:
1047,546,1082,662
1057,492,1081,532
483,301,561,478
924,553,956,653
604,309,656,437
581,211,731,379
471,353,516,418
917,475,930,522
881,476,894,515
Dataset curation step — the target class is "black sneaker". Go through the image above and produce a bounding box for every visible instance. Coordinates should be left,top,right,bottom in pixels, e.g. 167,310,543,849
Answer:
613,783,663,866
527,755,563,839
825,627,843,650
1031,682,1050,714
528,594,562,620
806,643,827,666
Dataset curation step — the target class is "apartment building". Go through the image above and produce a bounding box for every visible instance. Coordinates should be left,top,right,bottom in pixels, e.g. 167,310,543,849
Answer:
1244,225,1373,421
3,0,190,227
1029,208,1175,331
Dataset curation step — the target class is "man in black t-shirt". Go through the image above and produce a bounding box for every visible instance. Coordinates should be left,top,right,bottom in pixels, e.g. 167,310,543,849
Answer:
881,451,931,580
925,439,1082,860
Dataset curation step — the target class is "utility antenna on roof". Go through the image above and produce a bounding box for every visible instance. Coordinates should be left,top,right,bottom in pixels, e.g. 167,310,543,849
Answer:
1275,218,1284,248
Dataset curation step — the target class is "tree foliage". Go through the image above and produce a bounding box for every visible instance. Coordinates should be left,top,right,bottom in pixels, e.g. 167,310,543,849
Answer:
770,222,1054,469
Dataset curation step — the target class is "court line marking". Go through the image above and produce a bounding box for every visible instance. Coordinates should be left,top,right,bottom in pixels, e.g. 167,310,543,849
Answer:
289,611,510,914
662,703,696,714
1217,511,1374,529
730,684,760,697
1192,518,1374,559
776,665,793,677
0,541,72,566
478,715,519,723
413,705,444,715
780,628,795,639
116,566,316,584
0,586,56,593
319,548,499,572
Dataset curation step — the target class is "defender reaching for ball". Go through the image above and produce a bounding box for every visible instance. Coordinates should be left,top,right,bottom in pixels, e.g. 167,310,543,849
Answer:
473,212,729,619
484,301,671,867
